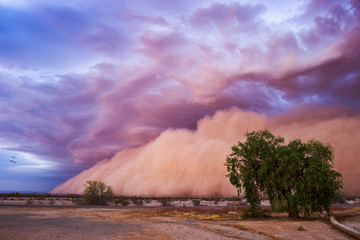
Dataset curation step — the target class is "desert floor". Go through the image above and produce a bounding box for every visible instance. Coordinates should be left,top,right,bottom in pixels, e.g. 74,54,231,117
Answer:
0,206,359,240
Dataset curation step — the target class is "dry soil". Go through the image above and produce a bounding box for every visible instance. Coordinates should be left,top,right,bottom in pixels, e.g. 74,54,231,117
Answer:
0,206,359,240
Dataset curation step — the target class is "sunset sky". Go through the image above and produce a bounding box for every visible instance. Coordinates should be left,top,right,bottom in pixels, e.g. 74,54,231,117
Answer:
1,0,359,193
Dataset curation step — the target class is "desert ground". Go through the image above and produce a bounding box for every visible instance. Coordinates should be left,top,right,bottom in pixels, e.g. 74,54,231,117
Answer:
0,205,359,240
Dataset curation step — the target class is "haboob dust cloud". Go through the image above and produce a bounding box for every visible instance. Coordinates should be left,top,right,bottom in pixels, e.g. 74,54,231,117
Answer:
53,106,360,196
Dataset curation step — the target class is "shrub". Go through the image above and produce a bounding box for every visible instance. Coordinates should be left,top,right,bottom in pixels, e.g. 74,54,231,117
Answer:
121,198,130,206
241,207,270,218
26,199,34,205
48,199,55,206
72,197,84,205
131,197,143,206
192,199,200,206
297,224,305,231
114,197,120,205
83,180,114,205
159,198,171,206
114,196,130,206
212,198,220,205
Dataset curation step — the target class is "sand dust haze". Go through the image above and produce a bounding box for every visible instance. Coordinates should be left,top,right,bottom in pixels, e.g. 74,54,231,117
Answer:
53,106,360,196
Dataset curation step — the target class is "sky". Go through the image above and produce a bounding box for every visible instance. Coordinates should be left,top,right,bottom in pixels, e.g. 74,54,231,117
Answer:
0,0,359,194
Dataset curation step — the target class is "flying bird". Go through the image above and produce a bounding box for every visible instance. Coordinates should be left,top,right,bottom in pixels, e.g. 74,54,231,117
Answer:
10,160,16,164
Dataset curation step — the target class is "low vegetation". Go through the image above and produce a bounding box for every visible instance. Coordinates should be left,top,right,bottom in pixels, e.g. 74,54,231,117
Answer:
192,199,201,206
83,180,114,205
297,224,305,231
241,207,270,219
158,197,172,206
0,192,255,206
130,196,143,206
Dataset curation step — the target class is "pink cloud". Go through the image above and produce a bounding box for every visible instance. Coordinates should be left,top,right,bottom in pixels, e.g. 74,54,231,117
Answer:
139,30,188,62
189,2,266,33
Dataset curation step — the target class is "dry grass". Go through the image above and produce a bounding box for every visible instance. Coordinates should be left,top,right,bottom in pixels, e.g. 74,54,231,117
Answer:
151,206,247,221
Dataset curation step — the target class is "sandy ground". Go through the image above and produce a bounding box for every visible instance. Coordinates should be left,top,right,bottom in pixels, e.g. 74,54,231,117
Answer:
0,206,359,240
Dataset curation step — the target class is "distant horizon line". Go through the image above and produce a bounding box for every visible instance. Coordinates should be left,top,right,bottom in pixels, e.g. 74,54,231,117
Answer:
1,191,360,199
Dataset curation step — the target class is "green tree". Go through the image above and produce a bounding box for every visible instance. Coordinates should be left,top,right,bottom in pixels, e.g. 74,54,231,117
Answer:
225,130,343,218
83,180,114,205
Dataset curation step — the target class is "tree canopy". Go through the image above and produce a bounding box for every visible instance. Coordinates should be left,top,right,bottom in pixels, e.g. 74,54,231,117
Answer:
225,130,343,217
83,180,114,205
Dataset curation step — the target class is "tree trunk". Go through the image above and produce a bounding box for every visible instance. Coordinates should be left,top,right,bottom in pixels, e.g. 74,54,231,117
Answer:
287,198,290,217
286,197,298,218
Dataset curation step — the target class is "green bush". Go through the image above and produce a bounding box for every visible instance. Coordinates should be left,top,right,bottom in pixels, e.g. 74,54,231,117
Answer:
72,197,84,205
131,197,143,206
159,198,171,206
241,207,270,218
83,180,114,205
114,197,121,205
297,224,305,231
213,198,220,205
121,198,130,206
114,197,130,206
192,199,200,206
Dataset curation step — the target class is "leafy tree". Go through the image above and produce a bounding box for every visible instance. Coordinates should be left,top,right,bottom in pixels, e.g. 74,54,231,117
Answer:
83,180,114,205
225,130,343,218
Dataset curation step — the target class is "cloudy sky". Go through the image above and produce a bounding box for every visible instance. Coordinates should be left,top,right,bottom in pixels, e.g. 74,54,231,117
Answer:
0,0,359,193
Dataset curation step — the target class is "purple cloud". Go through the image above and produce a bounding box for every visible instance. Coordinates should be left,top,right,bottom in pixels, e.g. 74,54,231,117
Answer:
189,2,266,32
0,0,359,192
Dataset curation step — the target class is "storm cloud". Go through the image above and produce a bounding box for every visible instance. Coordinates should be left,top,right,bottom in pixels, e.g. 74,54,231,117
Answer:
0,0,359,192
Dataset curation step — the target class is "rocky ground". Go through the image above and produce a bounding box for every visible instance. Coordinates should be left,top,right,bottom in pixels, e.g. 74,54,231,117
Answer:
0,206,359,240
